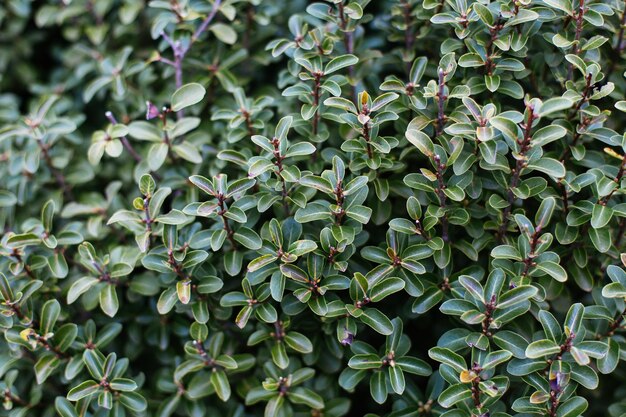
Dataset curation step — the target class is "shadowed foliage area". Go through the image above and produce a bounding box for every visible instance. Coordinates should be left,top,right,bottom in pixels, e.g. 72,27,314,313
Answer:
1,1,626,416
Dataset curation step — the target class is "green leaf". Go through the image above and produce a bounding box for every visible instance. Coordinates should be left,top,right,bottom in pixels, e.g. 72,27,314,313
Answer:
324,54,358,75
388,365,405,394
83,349,104,380
526,158,566,178
248,158,275,178
48,252,69,278
227,178,256,198
35,353,60,384
369,277,405,302
128,121,162,141
284,332,313,353
288,239,317,256
0,190,17,207
538,97,573,117
40,299,60,335
176,280,191,304
280,264,308,282
481,350,512,370
211,370,231,401
406,128,434,156
67,276,99,304
491,245,522,261
109,378,138,391
493,331,528,359
42,200,55,231
370,371,387,404
234,227,262,250
324,97,357,114
247,254,277,272
118,392,148,411
172,142,202,163
490,116,519,141
189,175,215,195
591,204,613,229
299,175,333,194
428,347,467,373
598,338,620,374
525,339,561,358
348,354,383,369
209,23,237,44
171,83,206,112
55,397,79,417
289,387,324,409
497,285,537,309
396,356,431,375
7,232,41,247
294,203,332,223
543,0,573,14
67,380,100,401
536,196,556,228
438,383,472,408
535,261,567,282
358,308,394,335
285,142,316,158
265,395,284,417
532,125,567,147
99,285,119,317
156,209,188,225
556,396,588,417
271,342,289,369
54,324,78,352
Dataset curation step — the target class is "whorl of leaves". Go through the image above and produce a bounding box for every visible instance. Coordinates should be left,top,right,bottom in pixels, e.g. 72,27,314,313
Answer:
1,0,626,416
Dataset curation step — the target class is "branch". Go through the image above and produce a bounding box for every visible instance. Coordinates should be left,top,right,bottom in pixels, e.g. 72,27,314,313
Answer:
567,0,586,81
190,0,223,47
498,104,536,241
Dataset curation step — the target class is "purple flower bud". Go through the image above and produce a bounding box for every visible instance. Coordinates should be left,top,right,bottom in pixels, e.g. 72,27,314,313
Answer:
549,371,564,393
146,101,160,120
340,330,354,346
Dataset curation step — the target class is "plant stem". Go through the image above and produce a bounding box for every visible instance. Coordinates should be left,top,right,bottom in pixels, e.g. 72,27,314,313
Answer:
481,295,497,336
598,307,626,339
499,104,536,241
401,0,415,75
567,0,585,81
311,73,322,136
10,249,36,279
599,152,626,205
433,154,449,242
337,1,357,101
520,226,542,277
161,0,222,117
271,137,290,216
36,138,73,201
333,181,346,225
435,68,447,137
216,195,238,249
484,19,504,76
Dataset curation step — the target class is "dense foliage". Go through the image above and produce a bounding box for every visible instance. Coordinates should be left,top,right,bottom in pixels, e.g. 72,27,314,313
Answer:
1,0,626,416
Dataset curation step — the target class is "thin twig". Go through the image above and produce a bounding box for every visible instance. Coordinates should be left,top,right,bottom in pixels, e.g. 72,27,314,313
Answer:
159,0,222,117
498,104,537,241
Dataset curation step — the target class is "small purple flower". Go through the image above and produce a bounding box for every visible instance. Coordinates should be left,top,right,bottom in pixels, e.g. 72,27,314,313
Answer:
146,101,160,120
549,371,564,393
340,329,355,346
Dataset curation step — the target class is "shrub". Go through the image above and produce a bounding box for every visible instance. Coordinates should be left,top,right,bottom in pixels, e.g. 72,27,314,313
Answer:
1,0,626,416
